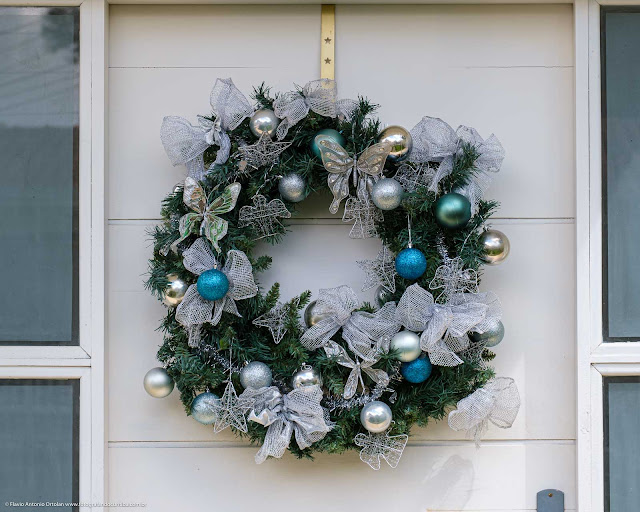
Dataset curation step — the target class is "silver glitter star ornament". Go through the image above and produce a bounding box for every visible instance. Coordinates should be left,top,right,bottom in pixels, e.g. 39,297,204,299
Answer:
252,302,292,344
236,134,291,170
429,257,478,302
238,195,291,239
213,380,253,434
354,430,409,470
394,162,435,193
357,246,396,293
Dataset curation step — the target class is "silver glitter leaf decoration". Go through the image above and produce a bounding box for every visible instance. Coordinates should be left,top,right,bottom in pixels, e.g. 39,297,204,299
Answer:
213,380,253,434
238,195,291,239
357,246,396,293
354,430,409,470
342,197,382,239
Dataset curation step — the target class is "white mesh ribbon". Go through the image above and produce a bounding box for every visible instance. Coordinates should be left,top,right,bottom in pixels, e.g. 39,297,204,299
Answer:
241,385,333,464
175,238,258,346
341,302,400,361
324,341,390,399
300,286,360,350
159,78,252,179
395,284,497,367
273,79,356,140
448,377,520,445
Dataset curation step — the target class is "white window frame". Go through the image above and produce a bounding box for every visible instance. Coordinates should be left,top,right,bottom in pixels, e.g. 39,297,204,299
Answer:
0,0,107,509
576,0,640,510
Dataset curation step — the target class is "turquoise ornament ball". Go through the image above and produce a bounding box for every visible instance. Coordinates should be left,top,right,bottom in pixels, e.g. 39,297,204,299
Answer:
434,192,472,229
197,269,229,301
311,128,346,159
401,355,432,384
395,247,427,280
191,392,220,425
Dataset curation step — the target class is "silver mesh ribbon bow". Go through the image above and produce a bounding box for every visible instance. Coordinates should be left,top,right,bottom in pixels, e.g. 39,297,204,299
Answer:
273,79,356,140
160,78,253,180
175,238,258,346
300,285,360,350
341,302,400,361
241,385,333,464
396,284,499,367
448,377,520,445
324,341,390,399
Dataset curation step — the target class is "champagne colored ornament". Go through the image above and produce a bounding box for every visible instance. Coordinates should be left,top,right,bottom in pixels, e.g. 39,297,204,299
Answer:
479,229,510,265
470,320,505,348
378,125,412,163
400,355,432,384
143,367,174,398
191,392,220,425
434,193,472,229
310,128,346,159
278,173,307,203
389,330,422,362
304,300,331,327
360,401,393,433
375,285,391,308
240,361,273,389
162,273,188,307
371,178,404,210
249,109,280,138
196,268,229,302
291,364,323,389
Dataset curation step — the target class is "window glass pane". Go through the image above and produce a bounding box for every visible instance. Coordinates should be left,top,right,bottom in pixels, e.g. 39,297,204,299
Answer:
604,377,640,512
0,7,79,344
0,380,79,511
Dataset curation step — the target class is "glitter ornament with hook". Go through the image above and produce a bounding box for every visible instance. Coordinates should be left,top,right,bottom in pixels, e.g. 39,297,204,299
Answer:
395,216,427,280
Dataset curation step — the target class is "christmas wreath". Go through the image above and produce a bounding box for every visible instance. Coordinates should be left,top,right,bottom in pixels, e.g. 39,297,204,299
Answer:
144,78,520,469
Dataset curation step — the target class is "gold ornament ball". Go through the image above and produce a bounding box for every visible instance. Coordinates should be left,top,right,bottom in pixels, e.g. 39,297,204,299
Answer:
304,300,331,327
143,367,174,398
479,229,510,265
162,273,189,307
378,125,413,163
291,365,323,389
249,109,280,138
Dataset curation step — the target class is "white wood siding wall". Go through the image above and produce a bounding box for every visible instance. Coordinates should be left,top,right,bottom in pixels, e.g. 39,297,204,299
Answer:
107,5,576,510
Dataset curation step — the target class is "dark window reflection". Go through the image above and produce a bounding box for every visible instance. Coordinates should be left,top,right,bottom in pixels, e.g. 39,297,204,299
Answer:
0,7,79,344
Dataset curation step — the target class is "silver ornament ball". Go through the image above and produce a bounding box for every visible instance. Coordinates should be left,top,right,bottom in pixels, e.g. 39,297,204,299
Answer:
239,361,273,389
162,273,189,307
360,400,393,433
304,300,331,328
190,392,220,425
278,173,307,203
375,285,391,308
371,178,404,210
378,125,413,163
143,367,174,398
479,229,510,265
389,330,422,362
249,109,280,138
470,320,505,348
291,365,323,389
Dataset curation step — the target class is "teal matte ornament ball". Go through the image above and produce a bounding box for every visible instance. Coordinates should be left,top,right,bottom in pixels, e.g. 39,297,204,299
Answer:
401,355,432,384
191,392,220,425
434,192,472,229
310,128,346,159
395,247,427,280
197,269,229,301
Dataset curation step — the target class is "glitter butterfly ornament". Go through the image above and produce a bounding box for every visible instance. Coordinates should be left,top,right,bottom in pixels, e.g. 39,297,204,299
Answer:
168,177,241,254
316,137,393,214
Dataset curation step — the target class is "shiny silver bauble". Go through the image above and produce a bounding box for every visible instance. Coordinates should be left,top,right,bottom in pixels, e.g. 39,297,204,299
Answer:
190,392,220,425
162,273,189,307
389,330,422,362
360,400,393,433
249,109,280,138
304,300,331,328
470,320,505,348
239,361,273,389
371,178,404,210
479,229,510,265
378,125,413,163
375,286,391,308
291,365,323,389
143,367,174,398
278,173,307,203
